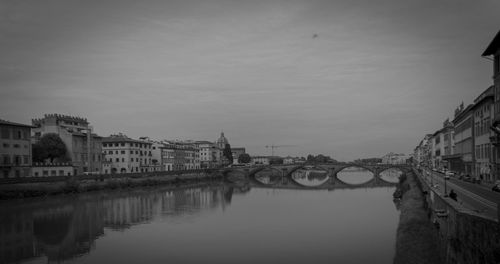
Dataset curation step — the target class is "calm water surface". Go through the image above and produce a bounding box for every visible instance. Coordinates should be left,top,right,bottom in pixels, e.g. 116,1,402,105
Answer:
0,172,400,264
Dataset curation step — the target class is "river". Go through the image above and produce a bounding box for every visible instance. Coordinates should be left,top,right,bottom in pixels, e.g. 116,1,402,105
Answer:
0,169,401,264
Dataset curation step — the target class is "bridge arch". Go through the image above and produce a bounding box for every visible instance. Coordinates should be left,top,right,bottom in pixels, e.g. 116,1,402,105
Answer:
333,164,376,176
249,166,283,186
332,165,377,186
377,167,406,184
286,165,331,188
285,164,330,178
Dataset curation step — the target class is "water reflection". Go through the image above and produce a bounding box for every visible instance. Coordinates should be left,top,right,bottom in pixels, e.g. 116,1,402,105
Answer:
379,168,403,183
0,177,399,264
336,167,374,184
253,168,282,185
0,184,233,264
290,167,329,187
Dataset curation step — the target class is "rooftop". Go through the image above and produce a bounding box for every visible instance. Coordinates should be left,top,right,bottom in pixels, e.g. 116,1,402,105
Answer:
482,30,500,56
0,119,34,128
103,136,151,144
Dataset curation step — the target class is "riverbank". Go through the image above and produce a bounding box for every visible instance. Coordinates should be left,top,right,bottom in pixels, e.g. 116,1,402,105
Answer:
0,171,223,200
393,171,441,264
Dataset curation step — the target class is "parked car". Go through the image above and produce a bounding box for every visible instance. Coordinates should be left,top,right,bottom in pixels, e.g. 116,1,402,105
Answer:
492,183,500,192
463,175,473,182
444,171,454,179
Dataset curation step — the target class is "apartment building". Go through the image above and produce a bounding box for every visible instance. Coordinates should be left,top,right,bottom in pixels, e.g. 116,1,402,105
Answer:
102,134,152,173
483,30,500,182
0,119,33,178
472,86,494,182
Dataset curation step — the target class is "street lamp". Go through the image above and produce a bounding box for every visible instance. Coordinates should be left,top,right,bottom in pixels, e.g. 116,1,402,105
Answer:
444,177,448,197
430,170,433,186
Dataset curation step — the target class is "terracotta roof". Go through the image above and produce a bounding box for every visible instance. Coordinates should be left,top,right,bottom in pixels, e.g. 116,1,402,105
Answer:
102,136,151,144
0,119,34,128
482,30,500,56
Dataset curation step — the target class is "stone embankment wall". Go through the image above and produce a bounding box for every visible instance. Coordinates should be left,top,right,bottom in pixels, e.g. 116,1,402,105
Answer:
0,171,223,200
414,169,500,264
393,171,441,264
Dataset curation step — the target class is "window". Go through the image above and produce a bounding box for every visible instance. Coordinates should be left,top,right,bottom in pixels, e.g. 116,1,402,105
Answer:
15,130,21,139
13,144,20,148
34,172,39,177
1,127,9,139
115,158,119,162
121,150,125,154
2,143,8,148
51,170,57,176
14,156,21,165
43,170,48,176
59,170,64,176
23,155,29,164
121,143,125,146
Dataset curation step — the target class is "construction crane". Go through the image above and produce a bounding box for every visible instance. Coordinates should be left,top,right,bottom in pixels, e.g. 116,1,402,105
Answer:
265,145,297,156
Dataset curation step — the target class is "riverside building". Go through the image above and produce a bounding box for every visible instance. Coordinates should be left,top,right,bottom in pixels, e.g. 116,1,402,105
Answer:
102,134,152,173
472,86,494,182
0,119,33,178
483,30,500,183
32,114,103,175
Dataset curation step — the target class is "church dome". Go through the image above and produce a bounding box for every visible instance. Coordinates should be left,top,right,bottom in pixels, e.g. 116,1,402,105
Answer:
216,132,228,148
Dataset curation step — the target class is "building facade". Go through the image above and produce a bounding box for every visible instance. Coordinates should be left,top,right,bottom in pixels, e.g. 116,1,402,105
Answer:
483,30,500,183
31,162,73,177
251,156,270,165
472,86,494,182
196,141,221,168
231,147,246,164
0,119,33,178
414,134,433,168
381,152,408,165
450,104,475,177
431,129,444,170
32,114,103,175
102,134,152,174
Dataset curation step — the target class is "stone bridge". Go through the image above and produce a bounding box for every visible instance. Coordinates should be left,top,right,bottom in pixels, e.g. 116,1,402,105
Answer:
222,163,411,189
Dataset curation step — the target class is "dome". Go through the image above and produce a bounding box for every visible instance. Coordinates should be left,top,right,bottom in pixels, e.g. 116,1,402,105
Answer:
216,132,228,148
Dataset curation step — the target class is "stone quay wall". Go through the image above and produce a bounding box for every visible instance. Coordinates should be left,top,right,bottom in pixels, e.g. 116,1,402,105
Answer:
414,168,500,264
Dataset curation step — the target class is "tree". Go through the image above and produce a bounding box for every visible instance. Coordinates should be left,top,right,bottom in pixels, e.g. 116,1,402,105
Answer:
33,133,69,163
238,153,251,164
223,143,233,164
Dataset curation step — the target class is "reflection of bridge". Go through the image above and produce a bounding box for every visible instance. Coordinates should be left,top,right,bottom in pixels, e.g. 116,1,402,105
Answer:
223,163,411,189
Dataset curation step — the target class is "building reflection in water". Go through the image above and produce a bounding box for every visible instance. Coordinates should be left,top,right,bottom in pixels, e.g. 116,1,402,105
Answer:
0,184,236,264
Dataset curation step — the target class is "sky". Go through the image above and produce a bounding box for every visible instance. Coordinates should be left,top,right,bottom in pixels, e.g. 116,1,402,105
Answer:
1,0,500,161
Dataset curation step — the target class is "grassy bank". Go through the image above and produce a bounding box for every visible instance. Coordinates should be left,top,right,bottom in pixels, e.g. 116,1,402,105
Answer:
393,171,441,264
0,172,223,200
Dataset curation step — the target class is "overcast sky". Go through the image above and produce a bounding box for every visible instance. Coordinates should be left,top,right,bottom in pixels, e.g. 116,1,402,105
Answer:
1,0,499,161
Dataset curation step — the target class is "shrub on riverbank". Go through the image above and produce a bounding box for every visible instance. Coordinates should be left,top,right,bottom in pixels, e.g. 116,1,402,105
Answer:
393,172,441,264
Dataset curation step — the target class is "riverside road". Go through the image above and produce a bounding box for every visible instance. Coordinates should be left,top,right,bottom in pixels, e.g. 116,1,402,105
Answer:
423,168,500,220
